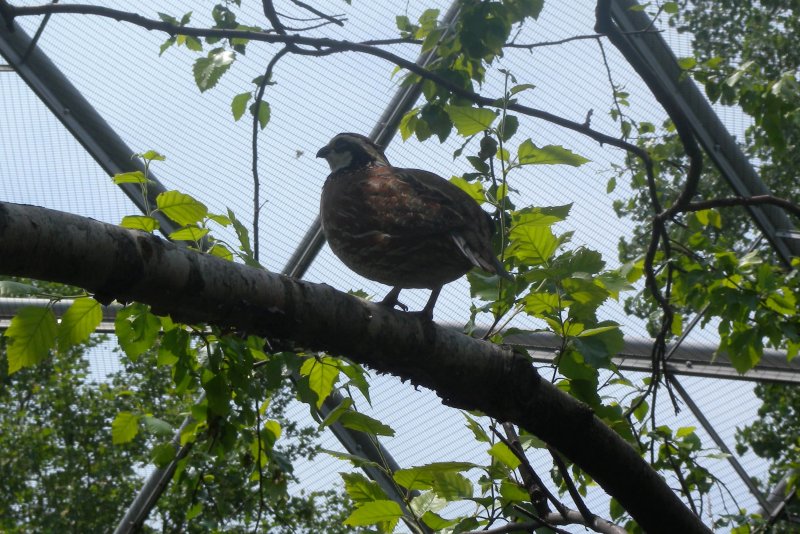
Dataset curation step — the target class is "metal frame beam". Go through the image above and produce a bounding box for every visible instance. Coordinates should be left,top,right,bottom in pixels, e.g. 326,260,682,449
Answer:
610,0,800,263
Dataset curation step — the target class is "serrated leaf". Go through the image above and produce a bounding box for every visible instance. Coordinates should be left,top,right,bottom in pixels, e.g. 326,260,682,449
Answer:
518,139,589,166
394,462,476,490
112,411,140,444
184,35,203,52
156,191,208,226
410,491,447,516
431,471,473,500
113,171,148,184
231,92,252,121
445,105,497,136
4,306,57,373
344,500,403,527
115,304,160,360
300,356,340,408
120,215,159,232
193,48,235,92
169,226,210,242
342,472,389,503
509,223,558,265
58,297,102,349
151,442,177,467
338,411,395,437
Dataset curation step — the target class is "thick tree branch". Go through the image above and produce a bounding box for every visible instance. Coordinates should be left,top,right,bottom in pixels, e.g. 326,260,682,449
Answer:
0,201,710,534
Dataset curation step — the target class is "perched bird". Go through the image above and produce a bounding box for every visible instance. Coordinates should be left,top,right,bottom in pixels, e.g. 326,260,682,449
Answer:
317,132,510,320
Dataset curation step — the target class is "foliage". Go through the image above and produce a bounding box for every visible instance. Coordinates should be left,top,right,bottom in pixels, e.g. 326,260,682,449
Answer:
1,0,799,532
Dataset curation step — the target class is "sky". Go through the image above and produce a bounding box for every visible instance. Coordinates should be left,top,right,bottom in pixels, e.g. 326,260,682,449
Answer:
0,0,778,531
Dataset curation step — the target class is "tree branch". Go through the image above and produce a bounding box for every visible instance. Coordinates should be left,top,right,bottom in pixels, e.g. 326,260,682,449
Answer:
0,201,710,533
685,195,800,219
0,2,650,160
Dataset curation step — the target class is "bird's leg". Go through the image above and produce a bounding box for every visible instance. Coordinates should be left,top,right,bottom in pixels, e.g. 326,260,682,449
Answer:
379,286,408,312
419,286,442,321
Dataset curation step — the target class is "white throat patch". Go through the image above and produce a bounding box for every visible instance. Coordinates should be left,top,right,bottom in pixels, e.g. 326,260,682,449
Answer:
325,150,353,172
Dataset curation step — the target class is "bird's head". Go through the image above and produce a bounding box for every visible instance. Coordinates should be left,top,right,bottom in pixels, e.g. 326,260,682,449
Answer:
316,133,390,172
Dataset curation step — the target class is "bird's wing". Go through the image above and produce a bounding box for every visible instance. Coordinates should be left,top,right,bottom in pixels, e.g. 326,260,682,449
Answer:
365,166,491,236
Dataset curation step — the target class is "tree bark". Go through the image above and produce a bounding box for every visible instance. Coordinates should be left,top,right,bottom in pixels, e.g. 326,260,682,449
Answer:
0,201,710,533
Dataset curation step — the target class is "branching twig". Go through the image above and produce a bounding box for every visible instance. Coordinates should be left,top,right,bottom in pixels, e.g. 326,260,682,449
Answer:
1,2,653,164
685,195,800,219
548,447,597,526
289,0,345,27
251,46,291,263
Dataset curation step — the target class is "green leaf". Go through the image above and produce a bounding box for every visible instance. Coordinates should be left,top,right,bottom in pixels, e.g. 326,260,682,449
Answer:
0,280,38,297
112,411,140,444
499,114,519,141
421,511,458,530
115,304,160,360
193,48,235,92
250,100,271,129
431,471,473,500
677,56,697,70
142,415,174,437
300,356,340,408
450,176,485,203
344,500,403,527
58,297,102,349
156,191,208,226
168,226,210,242
523,292,560,315
394,462,477,490
4,306,57,374
518,139,589,166
499,479,530,501
208,244,234,261
509,83,536,96
445,105,497,136
139,150,165,161
319,397,354,428
151,442,177,467
577,325,620,337
488,442,521,469
509,223,558,265
120,215,159,232
320,448,382,470
676,426,696,438
338,411,395,437
184,35,203,51
399,108,419,141
342,472,389,503
113,171,148,184
231,92,251,121
410,491,447,516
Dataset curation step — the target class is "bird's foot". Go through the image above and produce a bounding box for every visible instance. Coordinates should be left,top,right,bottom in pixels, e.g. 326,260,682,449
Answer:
379,287,408,312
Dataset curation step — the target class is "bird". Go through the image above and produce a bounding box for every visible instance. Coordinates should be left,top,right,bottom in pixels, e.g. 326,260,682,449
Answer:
316,132,511,320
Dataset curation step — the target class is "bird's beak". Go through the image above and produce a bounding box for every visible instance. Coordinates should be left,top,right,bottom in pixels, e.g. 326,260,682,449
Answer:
316,146,330,158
